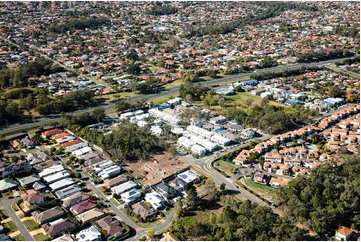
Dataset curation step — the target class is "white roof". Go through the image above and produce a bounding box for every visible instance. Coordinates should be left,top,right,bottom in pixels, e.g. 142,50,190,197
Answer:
111,181,137,195
187,125,212,139
121,189,142,203
177,137,194,149
177,170,199,184
49,178,76,191
39,165,64,178
189,134,218,151
76,225,101,241
191,144,207,155
72,146,92,157
43,170,70,184
145,192,165,209
210,134,231,146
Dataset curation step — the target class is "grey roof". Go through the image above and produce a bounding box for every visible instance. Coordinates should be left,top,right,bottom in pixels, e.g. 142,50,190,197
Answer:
33,181,46,191
19,175,40,187
0,178,18,191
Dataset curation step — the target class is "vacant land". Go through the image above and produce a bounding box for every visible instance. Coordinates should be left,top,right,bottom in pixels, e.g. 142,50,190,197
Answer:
124,151,188,186
213,160,238,176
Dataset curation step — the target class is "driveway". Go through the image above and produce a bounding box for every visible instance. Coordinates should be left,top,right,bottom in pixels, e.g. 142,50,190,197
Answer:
0,197,34,241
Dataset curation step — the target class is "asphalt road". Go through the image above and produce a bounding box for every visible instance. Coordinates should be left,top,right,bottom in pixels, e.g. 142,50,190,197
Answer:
0,197,34,241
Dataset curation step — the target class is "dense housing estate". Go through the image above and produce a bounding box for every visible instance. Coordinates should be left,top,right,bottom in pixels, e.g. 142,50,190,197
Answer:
0,1,359,241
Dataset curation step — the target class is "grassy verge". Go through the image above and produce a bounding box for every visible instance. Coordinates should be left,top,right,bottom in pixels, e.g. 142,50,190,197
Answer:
234,180,272,206
11,202,19,212
120,209,162,228
3,221,17,233
13,234,25,241
110,198,120,206
0,209,9,218
23,219,39,231
214,160,237,176
33,233,50,241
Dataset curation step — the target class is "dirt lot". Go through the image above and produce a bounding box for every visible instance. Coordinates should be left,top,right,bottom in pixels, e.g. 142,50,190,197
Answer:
124,151,188,186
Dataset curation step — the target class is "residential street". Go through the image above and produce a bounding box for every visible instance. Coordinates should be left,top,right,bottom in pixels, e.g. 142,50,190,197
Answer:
0,198,34,241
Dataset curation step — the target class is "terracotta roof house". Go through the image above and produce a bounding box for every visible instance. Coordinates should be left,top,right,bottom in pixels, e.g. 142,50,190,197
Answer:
70,199,96,215
131,202,157,220
41,128,63,139
33,206,65,225
42,219,75,238
95,216,125,239
335,226,360,241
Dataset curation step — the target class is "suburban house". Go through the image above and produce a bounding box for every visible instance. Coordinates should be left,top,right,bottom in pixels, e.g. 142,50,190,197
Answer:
70,199,96,215
104,174,129,188
168,177,188,191
177,170,200,185
335,226,360,241
131,201,157,220
33,206,65,225
75,225,102,241
252,171,268,184
42,218,75,238
62,193,90,208
95,216,125,239
75,208,105,224
145,192,166,210
41,128,63,139
19,175,40,188
153,183,178,201
120,189,142,205
21,190,46,211
0,178,18,192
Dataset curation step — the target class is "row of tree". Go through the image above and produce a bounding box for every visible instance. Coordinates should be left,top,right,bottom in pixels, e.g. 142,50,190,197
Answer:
297,49,354,63
171,184,307,241
184,2,317,37
0,58,63,89
48,16,108,33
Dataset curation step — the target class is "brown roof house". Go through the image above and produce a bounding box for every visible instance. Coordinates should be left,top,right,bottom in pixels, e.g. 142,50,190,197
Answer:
42,218,75,238
131,202,157,221
33,206,65,225
95,215,125,239
62,193,90,208
21,190,46,211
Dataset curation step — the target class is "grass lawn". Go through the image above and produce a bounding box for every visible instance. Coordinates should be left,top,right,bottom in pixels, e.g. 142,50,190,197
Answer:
13,234,25,241
164,79,184,89
214,160,238,176
0,209,9,218
23,219,39,231
33,233,50,241
11,202,19,212
149,66,161,73
3,221,17,233
110,198,120,206
243,178,280,204
120,209,162,228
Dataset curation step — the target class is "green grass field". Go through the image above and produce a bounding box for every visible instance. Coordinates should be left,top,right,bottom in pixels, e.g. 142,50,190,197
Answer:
3,221,17,233
33,233,50,241
23,219,39,231
214,160,238,176
13,234,25,241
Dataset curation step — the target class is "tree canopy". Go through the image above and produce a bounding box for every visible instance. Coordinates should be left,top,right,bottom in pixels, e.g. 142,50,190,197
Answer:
277,154,360,236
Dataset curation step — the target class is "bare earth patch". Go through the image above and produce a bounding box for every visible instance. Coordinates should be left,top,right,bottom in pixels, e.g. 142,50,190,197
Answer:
124,151,188,186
